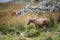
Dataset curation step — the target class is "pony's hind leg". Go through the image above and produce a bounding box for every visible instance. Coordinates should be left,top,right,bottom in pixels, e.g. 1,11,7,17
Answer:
46,24,51,32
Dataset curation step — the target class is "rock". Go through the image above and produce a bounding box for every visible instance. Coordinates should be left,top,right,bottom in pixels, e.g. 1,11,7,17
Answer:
16,0,60,16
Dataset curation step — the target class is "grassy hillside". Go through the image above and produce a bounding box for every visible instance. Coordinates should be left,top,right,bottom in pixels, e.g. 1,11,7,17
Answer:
0,3,60,40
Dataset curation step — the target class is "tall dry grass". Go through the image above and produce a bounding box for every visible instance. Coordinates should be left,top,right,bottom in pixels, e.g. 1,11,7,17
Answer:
0,3,60,27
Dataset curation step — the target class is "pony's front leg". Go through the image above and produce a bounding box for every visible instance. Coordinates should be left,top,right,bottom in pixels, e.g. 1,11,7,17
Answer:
46,24,51,32
35,25,39,30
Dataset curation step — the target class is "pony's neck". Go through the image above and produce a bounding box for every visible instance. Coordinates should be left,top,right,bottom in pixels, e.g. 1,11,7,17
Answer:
32,20,36,24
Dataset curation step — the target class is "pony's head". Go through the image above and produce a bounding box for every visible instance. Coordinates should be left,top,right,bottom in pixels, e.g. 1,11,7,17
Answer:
27,18,37,25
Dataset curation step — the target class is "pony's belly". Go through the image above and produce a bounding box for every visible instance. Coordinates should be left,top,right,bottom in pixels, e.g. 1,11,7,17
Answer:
35,21,44,26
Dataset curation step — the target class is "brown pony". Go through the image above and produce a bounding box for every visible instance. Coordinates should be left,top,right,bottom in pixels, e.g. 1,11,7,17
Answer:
11,10,19,16
27,17,51,31
57,17,60,23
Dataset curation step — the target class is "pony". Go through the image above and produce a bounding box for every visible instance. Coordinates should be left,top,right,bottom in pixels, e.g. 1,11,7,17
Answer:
27,17,51,31
11,10,20,16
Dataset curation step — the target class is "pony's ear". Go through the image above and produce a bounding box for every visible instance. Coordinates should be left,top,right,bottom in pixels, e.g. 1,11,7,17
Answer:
31,17,38,18
29,17,37,21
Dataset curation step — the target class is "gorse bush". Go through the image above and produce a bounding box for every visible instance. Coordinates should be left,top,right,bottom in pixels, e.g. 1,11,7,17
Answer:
25,29,40,37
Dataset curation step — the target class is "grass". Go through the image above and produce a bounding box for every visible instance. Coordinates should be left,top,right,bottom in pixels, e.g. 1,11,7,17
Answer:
0,23,60,40
0,3,60,40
